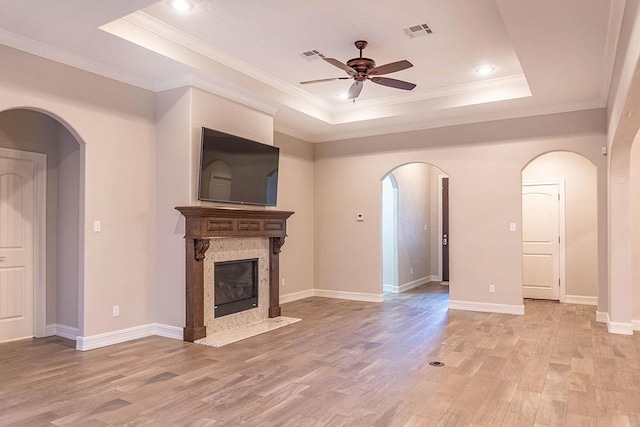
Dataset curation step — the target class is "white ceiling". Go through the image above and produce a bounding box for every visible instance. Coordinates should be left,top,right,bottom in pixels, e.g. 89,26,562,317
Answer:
0,0,624,142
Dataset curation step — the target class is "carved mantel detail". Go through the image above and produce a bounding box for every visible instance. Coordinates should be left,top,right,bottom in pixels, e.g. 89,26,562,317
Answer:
176,206,294,342
271,236,286,255
194,239,210,261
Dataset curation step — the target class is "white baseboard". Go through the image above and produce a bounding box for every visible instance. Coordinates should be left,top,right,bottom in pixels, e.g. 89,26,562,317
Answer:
153,323,183,340
280,289,314,304
46,324,78,340
608,319,634,335
382,284,393,293
449,300,525,315
390,276,436,294
596,312,634,335
564,295,598,306
76,323,183,351
313,289,384,303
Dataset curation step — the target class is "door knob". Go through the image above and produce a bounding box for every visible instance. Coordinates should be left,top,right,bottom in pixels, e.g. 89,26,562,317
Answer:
0,256,6,262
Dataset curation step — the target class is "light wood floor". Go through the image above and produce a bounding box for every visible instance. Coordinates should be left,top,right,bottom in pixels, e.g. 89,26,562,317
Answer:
1,283,639,426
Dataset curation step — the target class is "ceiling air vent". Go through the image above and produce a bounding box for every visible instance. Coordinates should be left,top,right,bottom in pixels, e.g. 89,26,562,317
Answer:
404,23,433,38
300,50,325,60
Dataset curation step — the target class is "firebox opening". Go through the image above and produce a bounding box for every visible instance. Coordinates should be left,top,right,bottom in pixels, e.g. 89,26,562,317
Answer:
214,258,259,317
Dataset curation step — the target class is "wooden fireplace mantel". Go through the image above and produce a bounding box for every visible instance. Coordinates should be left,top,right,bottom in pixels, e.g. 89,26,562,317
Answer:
176,206,294,342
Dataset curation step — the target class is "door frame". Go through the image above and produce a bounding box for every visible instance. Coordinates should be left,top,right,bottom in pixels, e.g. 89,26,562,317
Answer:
381,173,399,293
0,147,47,338
437,174,448,282
522,179,566,302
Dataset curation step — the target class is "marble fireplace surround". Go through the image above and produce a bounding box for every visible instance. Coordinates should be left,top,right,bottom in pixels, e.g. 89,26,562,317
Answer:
176,206,294,342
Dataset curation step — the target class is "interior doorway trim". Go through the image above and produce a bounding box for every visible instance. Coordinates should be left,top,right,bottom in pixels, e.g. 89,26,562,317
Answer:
522,179,566,303
0,147,47,338
381,173,398,293
437,174,447,282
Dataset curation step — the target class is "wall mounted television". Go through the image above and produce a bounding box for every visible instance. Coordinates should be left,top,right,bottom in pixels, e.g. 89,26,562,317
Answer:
198,127,279,206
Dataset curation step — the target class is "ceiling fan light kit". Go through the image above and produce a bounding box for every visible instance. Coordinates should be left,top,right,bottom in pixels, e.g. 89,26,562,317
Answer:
300,40,416,100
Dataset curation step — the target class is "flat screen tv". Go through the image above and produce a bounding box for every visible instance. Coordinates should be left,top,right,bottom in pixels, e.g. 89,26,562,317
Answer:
198,127,279,206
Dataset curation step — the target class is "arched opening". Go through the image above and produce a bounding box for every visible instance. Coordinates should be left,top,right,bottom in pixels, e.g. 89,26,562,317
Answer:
0,108,83,342
521,151,598,305
381,162,449,300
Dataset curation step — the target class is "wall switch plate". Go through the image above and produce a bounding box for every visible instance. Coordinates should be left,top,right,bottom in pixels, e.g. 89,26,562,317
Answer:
509,223,516,232
356,213,364,222
489,285,495,293
281,279,285,287
94,220,101,232
113,305,119,317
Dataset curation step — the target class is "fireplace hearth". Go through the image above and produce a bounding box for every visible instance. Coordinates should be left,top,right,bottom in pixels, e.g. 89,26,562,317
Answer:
214,258,258,317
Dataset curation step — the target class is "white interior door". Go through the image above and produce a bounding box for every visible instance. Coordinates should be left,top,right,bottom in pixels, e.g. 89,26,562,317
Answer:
0,155,35,341
522,183,561,300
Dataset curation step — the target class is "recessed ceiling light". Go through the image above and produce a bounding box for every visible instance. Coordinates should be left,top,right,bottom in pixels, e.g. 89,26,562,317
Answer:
169,0,194,12
336,92,349,100
476,65,495,76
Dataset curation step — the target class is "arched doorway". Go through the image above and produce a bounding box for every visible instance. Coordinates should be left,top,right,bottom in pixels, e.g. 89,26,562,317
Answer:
381,162,449,296
0,108,83,342
521,151,598,304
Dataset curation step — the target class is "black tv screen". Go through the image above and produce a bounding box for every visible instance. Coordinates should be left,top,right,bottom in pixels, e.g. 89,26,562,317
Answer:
198,128,279,206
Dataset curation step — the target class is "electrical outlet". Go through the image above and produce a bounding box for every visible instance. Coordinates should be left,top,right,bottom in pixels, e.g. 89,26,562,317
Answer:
94,220,101,232
282,278,285,287
489,285,495,293
113,305,120,317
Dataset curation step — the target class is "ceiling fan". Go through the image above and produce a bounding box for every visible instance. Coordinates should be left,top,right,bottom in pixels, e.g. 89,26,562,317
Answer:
300,40,416,100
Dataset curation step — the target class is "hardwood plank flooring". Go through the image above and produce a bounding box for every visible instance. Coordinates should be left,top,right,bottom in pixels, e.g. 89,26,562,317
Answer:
2,283,640,426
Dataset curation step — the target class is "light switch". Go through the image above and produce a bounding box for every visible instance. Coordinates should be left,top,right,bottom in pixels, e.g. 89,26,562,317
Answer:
509,223,517,232
94,220,101,232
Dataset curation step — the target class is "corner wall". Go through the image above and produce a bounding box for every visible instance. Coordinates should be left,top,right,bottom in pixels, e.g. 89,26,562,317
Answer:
0,44,157,340
313,109,607,310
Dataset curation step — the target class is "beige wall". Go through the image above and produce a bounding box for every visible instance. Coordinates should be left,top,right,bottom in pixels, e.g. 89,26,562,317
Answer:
155,86,277,328
314,109,608,308
0,44,157,337
630,131,640,320
392,163,432,286
522,152,598,298
274,132,314,297
396,164,431,285
56,125,80,328
606,0,640,326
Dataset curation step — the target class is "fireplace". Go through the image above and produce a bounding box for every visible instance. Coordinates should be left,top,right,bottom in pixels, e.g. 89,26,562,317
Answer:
214,258,258,317
175,206,294,342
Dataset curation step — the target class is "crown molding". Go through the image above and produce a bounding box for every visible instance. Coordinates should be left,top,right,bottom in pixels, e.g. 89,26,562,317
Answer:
0,28,155,92
118,12,532,120
155,73,280,116
330,74,530,113
309,99,605,143
123,12,333,113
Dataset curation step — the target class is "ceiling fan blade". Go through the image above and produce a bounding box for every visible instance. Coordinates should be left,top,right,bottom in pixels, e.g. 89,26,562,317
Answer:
300,77,351,85
323,57,356,76
370,76,416,91
348,81,364,99
370,60,413,76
